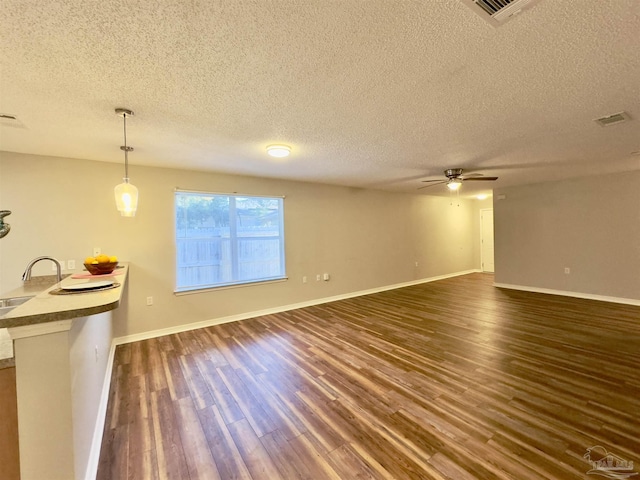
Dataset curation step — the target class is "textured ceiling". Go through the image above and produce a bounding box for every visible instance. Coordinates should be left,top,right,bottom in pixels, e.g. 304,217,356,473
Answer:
1,0,639,197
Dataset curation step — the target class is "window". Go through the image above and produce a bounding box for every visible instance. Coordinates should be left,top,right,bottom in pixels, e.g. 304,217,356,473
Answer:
175,190,286,292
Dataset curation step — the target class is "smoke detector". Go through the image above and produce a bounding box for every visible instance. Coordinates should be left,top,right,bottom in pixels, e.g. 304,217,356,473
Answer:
461,0,543,26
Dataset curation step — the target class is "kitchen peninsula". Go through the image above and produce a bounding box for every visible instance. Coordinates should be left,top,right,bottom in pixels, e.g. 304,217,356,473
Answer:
1,264,128,480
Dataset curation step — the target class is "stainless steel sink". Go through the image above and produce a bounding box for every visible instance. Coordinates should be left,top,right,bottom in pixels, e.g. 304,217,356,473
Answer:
0,296,33,308
0,295,34,318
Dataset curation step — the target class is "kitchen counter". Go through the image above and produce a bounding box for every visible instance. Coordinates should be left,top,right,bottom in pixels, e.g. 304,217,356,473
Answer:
5,264,129,480
0,264,128,329
0,273,72,299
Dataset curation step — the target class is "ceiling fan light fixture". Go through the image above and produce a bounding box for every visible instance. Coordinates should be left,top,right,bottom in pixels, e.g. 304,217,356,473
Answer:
447,178,462,191
266,144,291,158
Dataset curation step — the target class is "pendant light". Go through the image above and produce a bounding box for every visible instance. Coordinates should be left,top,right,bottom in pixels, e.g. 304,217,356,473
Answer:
114,108,139,216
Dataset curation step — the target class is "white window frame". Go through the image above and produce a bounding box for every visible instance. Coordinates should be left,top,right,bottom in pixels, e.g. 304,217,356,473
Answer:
175,189,286,293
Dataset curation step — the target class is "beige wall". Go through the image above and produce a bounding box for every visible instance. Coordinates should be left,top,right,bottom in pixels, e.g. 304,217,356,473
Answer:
493,170,640,301
0,151,486,337
69,311,115,480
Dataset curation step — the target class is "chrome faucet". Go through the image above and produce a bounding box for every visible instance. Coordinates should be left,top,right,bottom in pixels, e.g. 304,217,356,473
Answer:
22,256,62,283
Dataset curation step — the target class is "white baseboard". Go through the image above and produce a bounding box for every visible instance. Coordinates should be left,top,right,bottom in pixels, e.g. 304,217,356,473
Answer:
85,341,117,480
493,282,640,306
114,269,481,346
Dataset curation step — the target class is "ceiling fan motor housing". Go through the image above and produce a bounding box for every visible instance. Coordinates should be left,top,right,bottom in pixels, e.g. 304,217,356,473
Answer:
444,168,464,179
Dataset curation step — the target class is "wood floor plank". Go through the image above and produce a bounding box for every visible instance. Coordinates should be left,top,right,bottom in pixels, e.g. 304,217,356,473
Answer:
194,354,245,425
235,366,307,440
150,389,191,480
96,425,129,480
127,374,156,479
109,363,131,429
260,429,314,479
179,354,214,410
161,350,191,401
128,446,160,480
174,397,221,480
261,428,343,480
326,442,397,480
216,364,278,437
147,337,169,392
227,418,284,480
428,452,483,480
197,404,253,480
98,273,640,479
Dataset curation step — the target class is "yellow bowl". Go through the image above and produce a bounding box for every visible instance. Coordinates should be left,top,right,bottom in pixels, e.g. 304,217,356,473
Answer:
84,262,118,275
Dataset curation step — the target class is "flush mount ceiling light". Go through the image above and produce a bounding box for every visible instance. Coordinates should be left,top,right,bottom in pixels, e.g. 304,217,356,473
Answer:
446,178,463,191
114,108,139,217
266,144,291,158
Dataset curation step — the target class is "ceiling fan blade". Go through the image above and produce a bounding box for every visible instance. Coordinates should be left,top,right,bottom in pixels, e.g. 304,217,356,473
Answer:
421,179,446,183
417,181,447,190
462,176,499,181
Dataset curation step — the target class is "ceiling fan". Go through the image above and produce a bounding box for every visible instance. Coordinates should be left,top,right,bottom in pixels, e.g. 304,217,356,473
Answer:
419,168,498,190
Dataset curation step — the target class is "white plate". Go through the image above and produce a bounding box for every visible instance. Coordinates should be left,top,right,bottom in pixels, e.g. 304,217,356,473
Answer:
62,280,115,291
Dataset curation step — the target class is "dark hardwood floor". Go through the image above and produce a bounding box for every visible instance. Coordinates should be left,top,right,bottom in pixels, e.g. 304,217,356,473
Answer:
97,273,640,479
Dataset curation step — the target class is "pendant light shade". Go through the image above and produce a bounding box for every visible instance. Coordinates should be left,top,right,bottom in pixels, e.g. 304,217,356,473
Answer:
114,178,139,217
114,108,139,216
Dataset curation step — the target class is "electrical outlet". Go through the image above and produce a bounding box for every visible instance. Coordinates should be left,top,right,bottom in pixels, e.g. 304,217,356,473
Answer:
415,261,419,267
93,247,101,257
316,274,321,281
564,267,570,274
323,273,330,281
146,296,153,306
302,276,307,283
68,260,76,270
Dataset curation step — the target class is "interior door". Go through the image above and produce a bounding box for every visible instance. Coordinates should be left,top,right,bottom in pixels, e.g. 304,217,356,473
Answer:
480,209,494,273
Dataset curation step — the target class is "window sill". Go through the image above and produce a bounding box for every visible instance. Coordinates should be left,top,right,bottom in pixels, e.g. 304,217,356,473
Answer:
174,277,288,296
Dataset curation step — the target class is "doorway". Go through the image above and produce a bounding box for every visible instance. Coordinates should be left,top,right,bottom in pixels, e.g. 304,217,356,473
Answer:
480,208,494,272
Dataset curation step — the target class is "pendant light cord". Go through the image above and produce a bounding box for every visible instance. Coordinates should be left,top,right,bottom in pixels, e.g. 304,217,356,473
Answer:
123,113,129,180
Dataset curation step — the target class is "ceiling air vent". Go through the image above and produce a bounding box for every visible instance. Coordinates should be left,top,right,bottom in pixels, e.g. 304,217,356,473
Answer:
594,112,630,127
461,0,543,26
0,113,24,128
